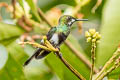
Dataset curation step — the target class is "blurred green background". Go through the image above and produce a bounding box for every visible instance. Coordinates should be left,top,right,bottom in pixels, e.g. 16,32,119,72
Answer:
0,0,120,80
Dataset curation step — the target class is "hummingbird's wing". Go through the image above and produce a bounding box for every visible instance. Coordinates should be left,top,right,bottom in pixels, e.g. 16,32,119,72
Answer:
46,27,57,40
24,27,57,66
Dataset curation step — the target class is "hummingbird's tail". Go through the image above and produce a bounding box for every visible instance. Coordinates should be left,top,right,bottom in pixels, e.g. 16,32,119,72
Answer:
23,48,50,66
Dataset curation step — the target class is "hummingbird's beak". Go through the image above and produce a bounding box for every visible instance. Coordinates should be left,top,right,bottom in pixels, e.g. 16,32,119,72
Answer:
75,19,88,21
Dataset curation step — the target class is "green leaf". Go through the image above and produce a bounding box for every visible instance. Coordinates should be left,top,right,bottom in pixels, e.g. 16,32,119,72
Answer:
0,22,24,41
26,0,41,22
18,0,24,9
7,41,28,65
0,44,8,70
37,0,76,11
0,54,26,80
96,0,120,79
0,37,17,46
45,35,90,80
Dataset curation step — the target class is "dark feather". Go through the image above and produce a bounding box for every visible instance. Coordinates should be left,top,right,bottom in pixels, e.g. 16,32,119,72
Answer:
35,50,50,59
23,48,42,66
47,27,57,40
57,31,70,46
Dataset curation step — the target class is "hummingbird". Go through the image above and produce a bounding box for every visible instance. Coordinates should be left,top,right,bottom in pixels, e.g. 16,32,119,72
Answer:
24,15,88,66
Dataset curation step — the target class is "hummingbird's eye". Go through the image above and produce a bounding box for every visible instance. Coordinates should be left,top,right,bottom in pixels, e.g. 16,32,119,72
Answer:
68,17,72,21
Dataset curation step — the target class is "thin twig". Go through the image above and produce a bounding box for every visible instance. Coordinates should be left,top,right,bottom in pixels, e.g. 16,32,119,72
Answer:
97,56,120,80
22,16,33,27
12,0,16,18
95,48,120,80
90,42,96,80
38,8,53,27
38,8,99,73
91,0,102,13
19,41,56,51
65,40,98,73
55,51,86,80
17,17,32,32
20,38,85,80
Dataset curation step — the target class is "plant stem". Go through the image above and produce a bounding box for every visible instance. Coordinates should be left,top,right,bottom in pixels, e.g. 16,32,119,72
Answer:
38,8,53,27
95,48,120,80
55,51,86,80
90,42,96,80
12,0,16,18
65,40,98,73
91,0,102,13
20,40,85,80
97,57,120,80
18,42,55,51
38,8,99,73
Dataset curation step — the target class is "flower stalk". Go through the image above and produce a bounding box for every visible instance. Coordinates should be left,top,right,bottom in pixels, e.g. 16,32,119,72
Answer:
85,29,101,80
97,56,120,80
95,47,120,80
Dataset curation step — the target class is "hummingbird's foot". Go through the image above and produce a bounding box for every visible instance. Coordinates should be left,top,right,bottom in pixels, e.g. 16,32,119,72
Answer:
54,52,62,58
55,48,60,51
59,52,62,58
55,46,60,51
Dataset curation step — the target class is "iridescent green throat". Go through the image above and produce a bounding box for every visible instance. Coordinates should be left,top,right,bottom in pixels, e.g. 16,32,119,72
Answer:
56,24,69,33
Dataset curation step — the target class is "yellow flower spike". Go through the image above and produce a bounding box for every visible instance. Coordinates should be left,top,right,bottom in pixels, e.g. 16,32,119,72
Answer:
87,37,92,42
85,31,91,38
43,36,47,43
45,40,58,51
89,29,96,35
42,36,58,52
43,36,47,40
18,42,51,51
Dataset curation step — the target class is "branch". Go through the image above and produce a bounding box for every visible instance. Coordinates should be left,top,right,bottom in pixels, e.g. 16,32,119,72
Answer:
17,17,32,32
38,8,53,27
85,29,101,80
38,8,99,73
95,47,120,80
65,40,98,73
97,56,120,80
55,51,85,80
91,0,102,13
90,42,96,80
19,36,85,80
12,0,16,18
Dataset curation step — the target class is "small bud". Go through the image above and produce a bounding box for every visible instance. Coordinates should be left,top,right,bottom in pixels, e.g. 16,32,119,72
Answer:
85,31,91,38
93,32,98,38
97,34,101,39
89,29,96,35
93,33,97,38
92,39,96,43
43,36,47,40
85,29,101,43
87,37,91,42
18,42,23,45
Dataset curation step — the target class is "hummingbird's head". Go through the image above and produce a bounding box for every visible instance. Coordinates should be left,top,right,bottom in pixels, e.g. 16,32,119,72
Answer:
59,15,88,27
